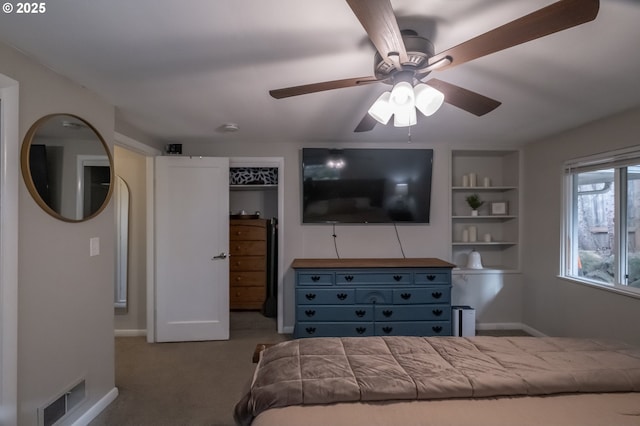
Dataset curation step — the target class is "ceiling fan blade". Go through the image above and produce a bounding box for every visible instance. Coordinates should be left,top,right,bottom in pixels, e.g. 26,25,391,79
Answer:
346,0,409,66
269,76,379,99
426,79,501,116
354,113,378,132
429,0,599,70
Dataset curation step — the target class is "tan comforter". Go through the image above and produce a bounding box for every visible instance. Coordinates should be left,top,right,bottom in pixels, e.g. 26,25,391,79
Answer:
234,336,640,425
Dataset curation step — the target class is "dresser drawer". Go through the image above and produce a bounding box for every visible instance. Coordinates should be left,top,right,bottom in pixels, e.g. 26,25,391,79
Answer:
230,241,266,256
355,288,392,304
230,256,266,271
413,270,451,285
392,287,450,304
230,224,266,241
336,271,412,285
297,306,373,322
297,272,334,286
230,286,265,303
296,288,355,304
230,271,266,287
374,305,451,321
296,322,373,338
375,321,451,337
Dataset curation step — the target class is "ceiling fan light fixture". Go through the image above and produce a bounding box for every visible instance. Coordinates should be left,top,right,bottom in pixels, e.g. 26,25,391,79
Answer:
393,104,417,128
368,91,393,125
414,84,445,117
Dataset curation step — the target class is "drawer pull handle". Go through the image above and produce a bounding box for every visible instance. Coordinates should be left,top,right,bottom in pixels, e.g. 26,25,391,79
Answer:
336,293,348,300
382,310,393,318
426,274,436,281
355,327,367,335
311,275,321,282
400,293,412,300
432,291,442,299
305,293,316,300
305,327,316,335
355,310,366,317
393,275,403,281
344,275,354,282
305,310,316,317
432,326,443,334
432,309,443,317
382,326,393,334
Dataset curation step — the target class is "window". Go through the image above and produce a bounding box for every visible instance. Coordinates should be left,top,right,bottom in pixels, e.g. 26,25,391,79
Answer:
562,147,640,296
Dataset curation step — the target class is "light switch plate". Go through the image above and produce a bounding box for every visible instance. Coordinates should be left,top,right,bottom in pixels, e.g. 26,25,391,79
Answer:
90,237,100,256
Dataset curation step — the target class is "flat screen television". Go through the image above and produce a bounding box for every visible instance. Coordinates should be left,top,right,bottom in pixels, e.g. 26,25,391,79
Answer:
302,148,433,224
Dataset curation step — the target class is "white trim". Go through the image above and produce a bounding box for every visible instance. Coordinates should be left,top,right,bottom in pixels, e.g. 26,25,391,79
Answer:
229,157,285,334
114,329,146,337
69,387,119,426
114,132,161,156
476,322,546,337
113,132,158,342
145,156,155,343
0,74,19,426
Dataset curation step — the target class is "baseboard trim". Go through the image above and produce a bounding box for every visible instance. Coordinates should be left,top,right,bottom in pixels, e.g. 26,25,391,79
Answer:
114,329,147,337
477,322,547,337
70,387,118,426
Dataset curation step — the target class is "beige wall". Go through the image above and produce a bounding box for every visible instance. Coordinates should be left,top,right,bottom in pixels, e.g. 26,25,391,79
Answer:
114,145,147,331
522,106,640,346
178,140,524,329
0,40,116,424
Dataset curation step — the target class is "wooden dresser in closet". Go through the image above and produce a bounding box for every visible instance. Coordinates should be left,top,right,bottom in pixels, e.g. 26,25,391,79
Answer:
229,219,267,310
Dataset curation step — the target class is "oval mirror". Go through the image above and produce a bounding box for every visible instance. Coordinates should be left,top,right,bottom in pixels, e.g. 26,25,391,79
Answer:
20,114,113,222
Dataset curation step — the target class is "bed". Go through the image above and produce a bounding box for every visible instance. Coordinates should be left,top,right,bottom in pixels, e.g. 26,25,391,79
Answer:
234,336,640,425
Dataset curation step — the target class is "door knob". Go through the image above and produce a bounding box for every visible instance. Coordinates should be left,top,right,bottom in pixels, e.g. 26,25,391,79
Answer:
212,252,229,260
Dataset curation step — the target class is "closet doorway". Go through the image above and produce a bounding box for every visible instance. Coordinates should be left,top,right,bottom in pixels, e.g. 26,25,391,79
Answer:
229,157,284,334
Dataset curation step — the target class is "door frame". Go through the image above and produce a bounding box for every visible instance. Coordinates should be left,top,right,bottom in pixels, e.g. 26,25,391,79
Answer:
0,74,19,426
229,157,285,333
113,133,161,342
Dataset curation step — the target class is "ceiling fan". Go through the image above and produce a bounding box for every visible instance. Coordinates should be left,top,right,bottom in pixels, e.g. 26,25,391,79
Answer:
269,0,599,132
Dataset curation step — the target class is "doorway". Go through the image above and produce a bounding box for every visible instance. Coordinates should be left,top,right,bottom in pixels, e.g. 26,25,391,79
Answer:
0,74,19,426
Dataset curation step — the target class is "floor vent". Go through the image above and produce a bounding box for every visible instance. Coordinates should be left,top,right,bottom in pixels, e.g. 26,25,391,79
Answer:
39,379,86,426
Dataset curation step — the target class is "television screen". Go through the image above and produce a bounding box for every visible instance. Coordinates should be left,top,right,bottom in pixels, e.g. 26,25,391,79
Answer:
302,148,433,224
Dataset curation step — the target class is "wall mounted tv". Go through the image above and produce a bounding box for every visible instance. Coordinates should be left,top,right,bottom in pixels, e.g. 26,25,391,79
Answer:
302,148,433,224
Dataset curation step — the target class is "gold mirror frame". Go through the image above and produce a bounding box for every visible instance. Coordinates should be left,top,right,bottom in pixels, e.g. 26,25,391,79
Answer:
20,113,114,222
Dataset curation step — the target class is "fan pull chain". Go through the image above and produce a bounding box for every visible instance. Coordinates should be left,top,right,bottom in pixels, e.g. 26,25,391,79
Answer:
407,126,412,143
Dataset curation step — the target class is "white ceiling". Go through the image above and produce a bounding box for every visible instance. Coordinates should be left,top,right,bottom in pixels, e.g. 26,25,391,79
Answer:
1,0,639,146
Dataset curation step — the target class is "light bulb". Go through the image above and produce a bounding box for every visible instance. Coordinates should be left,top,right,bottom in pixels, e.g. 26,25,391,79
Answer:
393,105,417,127
367,91,393,125
414,83,444,117
390,81,414,108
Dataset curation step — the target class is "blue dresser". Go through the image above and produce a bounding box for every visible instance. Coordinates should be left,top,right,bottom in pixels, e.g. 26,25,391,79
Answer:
292,258,455,338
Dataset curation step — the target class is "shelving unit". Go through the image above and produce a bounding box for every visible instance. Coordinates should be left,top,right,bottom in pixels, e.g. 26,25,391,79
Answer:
450,150,521,273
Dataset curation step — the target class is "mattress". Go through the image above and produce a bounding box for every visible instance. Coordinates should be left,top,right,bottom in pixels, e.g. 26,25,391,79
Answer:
235,336,640,425
251,393,640,426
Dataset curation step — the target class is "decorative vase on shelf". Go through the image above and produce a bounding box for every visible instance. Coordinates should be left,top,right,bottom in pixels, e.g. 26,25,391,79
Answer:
466,249,483,269
471,210,478,216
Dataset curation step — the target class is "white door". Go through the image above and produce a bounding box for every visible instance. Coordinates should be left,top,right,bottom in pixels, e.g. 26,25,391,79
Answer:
155,156,230,342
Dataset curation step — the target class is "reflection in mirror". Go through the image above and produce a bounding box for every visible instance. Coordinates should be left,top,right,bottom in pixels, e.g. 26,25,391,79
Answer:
115,176,130,310
20,114,113,222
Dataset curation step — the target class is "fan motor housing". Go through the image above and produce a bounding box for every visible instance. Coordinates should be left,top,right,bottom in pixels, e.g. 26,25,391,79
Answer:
373,31,434,82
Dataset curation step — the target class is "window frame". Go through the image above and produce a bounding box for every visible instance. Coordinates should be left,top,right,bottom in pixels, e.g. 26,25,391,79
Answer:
560,146,640,298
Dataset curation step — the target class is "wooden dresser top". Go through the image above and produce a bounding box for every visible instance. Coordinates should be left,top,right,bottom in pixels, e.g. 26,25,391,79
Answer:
291,258,455,269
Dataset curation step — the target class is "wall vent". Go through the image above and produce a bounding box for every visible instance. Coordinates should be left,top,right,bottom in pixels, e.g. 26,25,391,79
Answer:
38,379,86,426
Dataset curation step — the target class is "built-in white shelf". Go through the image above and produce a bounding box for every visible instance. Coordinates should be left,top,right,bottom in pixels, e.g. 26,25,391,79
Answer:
450,149,521,272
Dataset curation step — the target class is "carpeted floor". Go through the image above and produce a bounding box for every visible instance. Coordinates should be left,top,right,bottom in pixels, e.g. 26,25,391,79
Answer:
89,312,288,426
89,314,529,426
